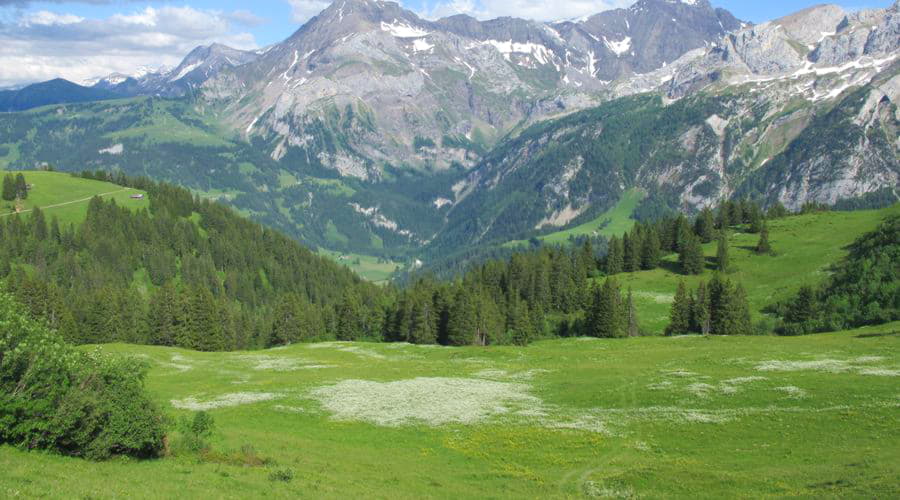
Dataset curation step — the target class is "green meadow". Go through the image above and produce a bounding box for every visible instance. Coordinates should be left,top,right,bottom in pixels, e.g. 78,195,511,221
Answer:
0,171,148,226
1,324,897,498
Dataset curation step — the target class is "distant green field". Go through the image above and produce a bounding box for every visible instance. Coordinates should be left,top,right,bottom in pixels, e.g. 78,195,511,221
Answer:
505,189,645,248
1,323,897,498
0,171,148,226
613,205,899,334
318,249,400,284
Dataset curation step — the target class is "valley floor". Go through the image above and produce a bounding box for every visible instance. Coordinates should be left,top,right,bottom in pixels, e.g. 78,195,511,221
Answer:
2,324,898,498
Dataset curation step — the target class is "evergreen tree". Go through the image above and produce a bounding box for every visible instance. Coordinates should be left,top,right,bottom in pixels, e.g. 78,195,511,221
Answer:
1,174,15,201
605,235,624,275
767,202,788,219
148,282,182,346
748,203,764,233
587,278,624,338
625,287,640,337
336,289,365,341
679,233,705,275
446,287,477,345
694,207,715,243
640,226,661,270
716,232,730,273
709,275,751,335
30,206,47,241
716,202,731,230
785,285,817,325
692,281,711,335
665,281,692,336
755,223,772,254
409,294,438,344
271,294,302,346
14,173,27,200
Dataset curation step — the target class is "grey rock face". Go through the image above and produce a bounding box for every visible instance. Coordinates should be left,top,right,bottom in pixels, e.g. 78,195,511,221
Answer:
199,0,741,178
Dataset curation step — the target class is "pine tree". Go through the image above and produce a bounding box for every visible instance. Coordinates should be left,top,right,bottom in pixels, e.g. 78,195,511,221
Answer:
716,232,730,273
694,207,715,243
271,294,301,346
665,281,692,336
409,294,437,344
641,226,661,270
14,173,27,200
605,235,624,275
785,285,817,325
31,206,47,241
748,203,764,233
588,278,624,338
336,289,365,341
692,281,711,335
755,223,772,255
679,233,705,275
767,202,788,219
625,287,640,337
1,174,15,201
446,287,477,345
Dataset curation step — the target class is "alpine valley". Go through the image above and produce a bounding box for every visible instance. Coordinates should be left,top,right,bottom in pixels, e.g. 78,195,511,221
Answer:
1,0,898,266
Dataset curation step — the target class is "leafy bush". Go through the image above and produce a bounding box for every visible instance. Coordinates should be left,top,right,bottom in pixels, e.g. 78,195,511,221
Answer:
0,292,165,460
269,468,294,483
176,411,215,453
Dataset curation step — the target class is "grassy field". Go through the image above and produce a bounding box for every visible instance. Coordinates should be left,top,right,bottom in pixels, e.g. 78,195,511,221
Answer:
613,205,899,334
318,249,401,284
505,189,644,248
0,171,148,226
1,324,897,498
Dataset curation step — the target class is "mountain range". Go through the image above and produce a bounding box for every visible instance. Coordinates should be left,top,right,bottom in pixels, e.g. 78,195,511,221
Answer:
0,0,897,265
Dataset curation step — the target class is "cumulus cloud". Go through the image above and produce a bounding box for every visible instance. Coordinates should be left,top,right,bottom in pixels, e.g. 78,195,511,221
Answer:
0,6,259,87
418,0,636,22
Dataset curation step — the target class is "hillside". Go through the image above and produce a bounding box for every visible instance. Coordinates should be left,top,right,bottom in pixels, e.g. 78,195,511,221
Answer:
617,205,900,333
0,1,895,262
1,324,897,497
0,79,119,112
0,171,148,226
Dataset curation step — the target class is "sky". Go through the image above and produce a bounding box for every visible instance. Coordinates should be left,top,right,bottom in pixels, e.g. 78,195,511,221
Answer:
0,0,894,88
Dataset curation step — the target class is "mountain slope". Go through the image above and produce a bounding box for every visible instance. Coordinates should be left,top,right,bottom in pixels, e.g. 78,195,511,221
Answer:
201,0,743,175
0,79,119,112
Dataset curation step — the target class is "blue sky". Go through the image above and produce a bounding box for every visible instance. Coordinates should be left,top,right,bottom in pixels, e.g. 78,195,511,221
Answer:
0,0,894,87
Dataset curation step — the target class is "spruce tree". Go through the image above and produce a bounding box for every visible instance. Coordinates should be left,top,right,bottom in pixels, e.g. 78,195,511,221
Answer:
446,287,477,345
692,281,711,335
755,223,772,255
589,278,624,338
665,281,692,336
31,206,47,241
716,232,730,273
1,174,15,201
641,226,661,270
606,236,624,275
625,287,640,337
748,203,764,233
679,233,705,275
785,285,817,325
14,173,27,200
694,207,715,243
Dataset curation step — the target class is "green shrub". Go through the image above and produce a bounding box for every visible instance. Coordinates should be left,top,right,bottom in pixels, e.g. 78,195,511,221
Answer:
0,292,165,460
176,411,215,453
268,468,294,483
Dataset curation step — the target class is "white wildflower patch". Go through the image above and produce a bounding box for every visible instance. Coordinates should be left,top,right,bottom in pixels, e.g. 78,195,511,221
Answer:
171,392,281,411
664,369,699,377
165,354,193,372
583,481,636,499
755,359,852,373
632,291,675,304
308,377,542,427
646,380,674,390
854,356,886,363
233,354,331,372
775,386,808,399
755,358,897,376
472,368,551,381
273,405,306,414
686,383,716,397
857,367,900,377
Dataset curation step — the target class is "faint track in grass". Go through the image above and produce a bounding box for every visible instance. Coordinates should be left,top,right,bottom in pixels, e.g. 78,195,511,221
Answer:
0,188,133,217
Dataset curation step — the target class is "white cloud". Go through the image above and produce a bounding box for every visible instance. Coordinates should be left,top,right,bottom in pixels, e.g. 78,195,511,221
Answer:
418,0,636,22
287,0,331,24
0,6,259,87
